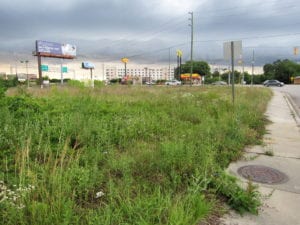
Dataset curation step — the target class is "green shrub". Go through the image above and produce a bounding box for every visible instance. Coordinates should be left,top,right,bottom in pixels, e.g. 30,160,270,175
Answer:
67,79,85,88
94,80,105,88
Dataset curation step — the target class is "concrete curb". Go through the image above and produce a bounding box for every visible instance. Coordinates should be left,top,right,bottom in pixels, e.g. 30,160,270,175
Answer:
283,92,300,127
221,89,300,225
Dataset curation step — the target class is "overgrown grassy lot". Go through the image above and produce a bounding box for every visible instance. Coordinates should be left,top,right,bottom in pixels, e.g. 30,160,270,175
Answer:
0,85,272,225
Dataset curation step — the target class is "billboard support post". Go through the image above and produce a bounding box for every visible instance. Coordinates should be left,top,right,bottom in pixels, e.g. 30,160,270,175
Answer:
81,62,95,88
60,59,63,85
90,68,94,88
37,53,43,88
231,41,235,105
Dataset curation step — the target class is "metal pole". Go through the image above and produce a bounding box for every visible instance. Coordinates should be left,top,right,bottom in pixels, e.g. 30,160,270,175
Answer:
60,59,63,85
251,50,255,85
36,40,43,88
37,54,43,88
90,68,94,88
15,64,18,78
124,62,127,77
228,65,230,85
26,61,29,88
168,48,171,80
179,55,182,81
189,12,194,86
231,41,235,104
242,60,245,85
177,55,179,80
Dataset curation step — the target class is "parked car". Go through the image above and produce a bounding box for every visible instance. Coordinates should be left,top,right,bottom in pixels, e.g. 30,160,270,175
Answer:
145,81,156,85
165,80,181,85
262,80,269,85
212,81,227,85
263,80,284,87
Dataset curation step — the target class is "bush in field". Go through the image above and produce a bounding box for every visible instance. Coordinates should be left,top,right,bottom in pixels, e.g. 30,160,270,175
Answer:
50,78,70,83
94,80,105,88
67,79,85,88
0,77,18,90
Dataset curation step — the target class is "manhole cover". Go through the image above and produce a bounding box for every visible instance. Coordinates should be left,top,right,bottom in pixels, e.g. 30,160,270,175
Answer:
237,165,288,184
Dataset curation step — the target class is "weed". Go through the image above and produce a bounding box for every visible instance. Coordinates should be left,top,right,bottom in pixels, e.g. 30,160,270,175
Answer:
264,150,274,156
0,86,271,224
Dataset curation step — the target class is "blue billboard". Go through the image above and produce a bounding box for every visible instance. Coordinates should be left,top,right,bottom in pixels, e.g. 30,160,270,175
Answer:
82,62,95,69
36,40,76,58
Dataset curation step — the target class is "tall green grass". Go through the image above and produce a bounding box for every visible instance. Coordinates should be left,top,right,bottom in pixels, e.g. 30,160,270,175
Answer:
0,86,272,224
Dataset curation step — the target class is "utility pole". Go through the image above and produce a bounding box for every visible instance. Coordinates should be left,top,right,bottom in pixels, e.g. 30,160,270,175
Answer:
251,50,255,85
188,11,194,86
238,55,244,85
231,42,235,104
168,47,171,79
242,60,245,85
20,60,29,88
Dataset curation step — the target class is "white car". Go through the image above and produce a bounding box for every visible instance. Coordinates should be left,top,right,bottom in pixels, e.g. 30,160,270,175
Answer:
165,80,181,86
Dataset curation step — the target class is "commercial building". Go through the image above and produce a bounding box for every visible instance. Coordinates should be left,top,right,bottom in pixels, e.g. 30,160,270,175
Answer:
105,64,175,81
0,62,176,81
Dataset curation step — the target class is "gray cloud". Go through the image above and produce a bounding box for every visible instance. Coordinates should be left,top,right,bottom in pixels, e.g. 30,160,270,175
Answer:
0,0,299,65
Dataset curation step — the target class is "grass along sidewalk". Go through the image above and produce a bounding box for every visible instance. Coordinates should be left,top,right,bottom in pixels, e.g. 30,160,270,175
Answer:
0,85,272,225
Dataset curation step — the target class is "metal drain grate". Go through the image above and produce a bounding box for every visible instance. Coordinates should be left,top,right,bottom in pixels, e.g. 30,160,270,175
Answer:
237,165,288,184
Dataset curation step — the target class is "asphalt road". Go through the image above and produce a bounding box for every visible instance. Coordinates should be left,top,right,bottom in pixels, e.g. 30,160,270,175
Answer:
270,84,300,117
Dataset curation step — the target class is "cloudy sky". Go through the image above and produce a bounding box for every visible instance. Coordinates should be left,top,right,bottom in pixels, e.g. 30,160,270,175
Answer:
1,0,300,65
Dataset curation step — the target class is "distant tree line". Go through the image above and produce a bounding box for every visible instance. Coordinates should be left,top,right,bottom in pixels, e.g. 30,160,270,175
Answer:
175,59,300,84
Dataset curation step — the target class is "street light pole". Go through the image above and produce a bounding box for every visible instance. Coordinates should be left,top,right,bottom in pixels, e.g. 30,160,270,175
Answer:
121,57,129,84
20,60,29,88
176,50,183,81
251,50,255,85
188,12,194,86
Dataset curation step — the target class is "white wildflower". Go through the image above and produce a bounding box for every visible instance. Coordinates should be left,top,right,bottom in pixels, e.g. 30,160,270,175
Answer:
95,191,105,198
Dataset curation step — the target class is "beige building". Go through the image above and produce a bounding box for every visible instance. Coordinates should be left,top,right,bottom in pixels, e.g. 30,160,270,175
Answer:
105,64,174,81
0,61,175,81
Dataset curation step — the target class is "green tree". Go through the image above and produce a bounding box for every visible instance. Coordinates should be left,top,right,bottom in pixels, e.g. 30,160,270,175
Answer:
263,59,300,84
263,64,275,78
180,61,211,76
220,71,241,84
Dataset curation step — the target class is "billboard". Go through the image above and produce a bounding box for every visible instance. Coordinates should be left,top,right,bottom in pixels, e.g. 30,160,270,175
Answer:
82,62,95,69
36,40,76,59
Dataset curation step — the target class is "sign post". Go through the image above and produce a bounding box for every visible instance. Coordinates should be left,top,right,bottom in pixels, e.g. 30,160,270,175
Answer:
82,62,95,88
224,40,242,104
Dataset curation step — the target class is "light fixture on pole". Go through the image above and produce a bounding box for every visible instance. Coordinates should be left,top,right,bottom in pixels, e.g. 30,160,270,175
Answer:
176,50,183,81
251,50,255,85
20,60,29,88
121,57,129,78
188,12,194,86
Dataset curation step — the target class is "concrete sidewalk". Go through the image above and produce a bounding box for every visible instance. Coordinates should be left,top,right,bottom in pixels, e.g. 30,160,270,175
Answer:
221,90,300,225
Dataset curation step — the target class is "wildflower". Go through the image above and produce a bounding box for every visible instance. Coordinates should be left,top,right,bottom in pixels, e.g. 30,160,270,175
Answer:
95,191,105,198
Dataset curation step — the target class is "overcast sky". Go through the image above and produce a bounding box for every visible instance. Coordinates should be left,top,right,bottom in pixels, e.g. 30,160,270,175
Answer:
1,0,300,65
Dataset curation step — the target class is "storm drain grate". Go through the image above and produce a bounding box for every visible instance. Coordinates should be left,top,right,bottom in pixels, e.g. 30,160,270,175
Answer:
237,165,288,184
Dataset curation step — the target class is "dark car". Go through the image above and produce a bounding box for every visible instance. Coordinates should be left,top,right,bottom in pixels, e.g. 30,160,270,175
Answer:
263,80,284,87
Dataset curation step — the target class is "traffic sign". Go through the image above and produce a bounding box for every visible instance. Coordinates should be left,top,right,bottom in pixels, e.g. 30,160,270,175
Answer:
61,67,68,73
41,64,48,71
223,41,242,60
